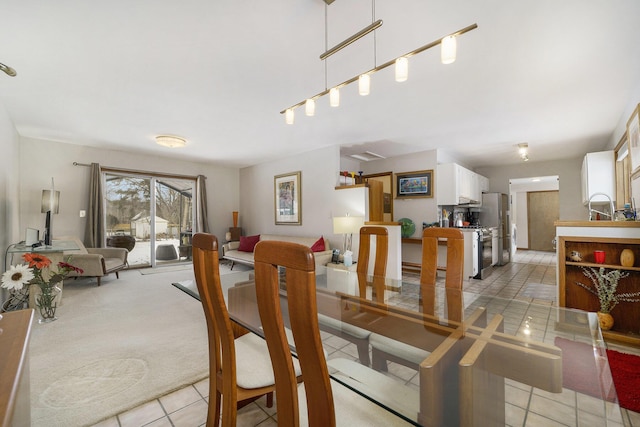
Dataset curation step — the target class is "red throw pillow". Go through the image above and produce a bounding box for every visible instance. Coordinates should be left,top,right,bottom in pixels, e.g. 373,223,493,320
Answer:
238,235,260,252
310,236,325,252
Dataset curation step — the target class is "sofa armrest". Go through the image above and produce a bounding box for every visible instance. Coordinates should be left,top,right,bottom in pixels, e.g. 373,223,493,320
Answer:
313,250,333,267
87,247,128,263
222,241,240,255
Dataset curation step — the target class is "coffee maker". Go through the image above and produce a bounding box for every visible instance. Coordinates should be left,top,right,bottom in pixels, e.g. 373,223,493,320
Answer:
469,209,481,226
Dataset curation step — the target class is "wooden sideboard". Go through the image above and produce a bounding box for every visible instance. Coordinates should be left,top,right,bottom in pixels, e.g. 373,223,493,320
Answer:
0,309,33,427
556,221,640,346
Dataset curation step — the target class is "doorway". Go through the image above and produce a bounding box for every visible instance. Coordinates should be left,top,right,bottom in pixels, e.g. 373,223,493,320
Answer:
527,190,559,251
104,173,195,267
363,172,393,221
509,176,559,252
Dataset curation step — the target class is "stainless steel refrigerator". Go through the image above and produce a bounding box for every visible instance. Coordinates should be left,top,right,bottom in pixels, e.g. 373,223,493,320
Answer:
479,192,510,265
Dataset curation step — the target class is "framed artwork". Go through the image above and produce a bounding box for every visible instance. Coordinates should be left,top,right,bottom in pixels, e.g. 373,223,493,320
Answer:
395,169,434,199
628,104,640,174
274,171,301,225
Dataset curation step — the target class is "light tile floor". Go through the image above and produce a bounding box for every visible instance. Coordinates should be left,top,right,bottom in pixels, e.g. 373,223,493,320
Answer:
93,250,640,427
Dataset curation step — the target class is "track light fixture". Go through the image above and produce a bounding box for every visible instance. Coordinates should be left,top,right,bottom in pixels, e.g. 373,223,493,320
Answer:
0,62,17,77
281,23,478,123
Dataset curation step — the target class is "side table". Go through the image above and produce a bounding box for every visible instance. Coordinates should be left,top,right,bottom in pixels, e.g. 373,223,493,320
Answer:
326,262,357,272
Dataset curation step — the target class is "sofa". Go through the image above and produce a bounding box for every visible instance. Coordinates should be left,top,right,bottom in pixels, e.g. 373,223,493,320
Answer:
222,234,332,269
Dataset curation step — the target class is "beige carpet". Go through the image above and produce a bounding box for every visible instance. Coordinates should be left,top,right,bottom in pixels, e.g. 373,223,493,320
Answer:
28,262,244,426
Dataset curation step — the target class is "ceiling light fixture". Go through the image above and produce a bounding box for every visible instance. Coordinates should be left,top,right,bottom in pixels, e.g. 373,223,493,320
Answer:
281,21,478,122
155,135,187,148
395,57,408,82
518,143,529,161
0,62,17,77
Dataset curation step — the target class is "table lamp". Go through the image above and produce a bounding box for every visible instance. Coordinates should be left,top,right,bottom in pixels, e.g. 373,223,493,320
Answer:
332,215,365,253
41,178,60,246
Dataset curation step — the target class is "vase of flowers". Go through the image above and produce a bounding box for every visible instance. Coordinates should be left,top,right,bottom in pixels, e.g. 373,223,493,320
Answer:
575,267,640,330
1,253,83,323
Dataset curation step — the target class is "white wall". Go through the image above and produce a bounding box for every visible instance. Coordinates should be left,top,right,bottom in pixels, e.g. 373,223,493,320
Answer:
239,145,343,250
476,157,584,220
360,149,439,230
18,137,239,244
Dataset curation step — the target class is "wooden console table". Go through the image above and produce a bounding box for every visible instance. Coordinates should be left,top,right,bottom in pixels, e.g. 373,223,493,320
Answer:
0,309,33,427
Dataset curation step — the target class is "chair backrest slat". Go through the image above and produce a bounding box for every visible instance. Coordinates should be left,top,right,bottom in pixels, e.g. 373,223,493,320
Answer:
420,228,465,321
254,241,336,427
357,226,388,303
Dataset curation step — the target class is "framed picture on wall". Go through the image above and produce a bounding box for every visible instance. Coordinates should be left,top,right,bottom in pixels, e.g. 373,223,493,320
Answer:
274,171,302,225
395,170,434,199
628,103,640,174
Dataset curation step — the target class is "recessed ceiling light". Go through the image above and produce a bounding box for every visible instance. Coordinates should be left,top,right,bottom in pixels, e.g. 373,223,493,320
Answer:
349,151,386,162
155,135,187,148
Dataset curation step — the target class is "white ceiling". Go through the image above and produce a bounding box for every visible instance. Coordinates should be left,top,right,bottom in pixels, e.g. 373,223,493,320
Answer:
0,0,638,169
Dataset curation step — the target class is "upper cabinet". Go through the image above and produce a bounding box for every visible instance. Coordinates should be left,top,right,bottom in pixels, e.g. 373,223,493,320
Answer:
581,151,615,205
437,163,488,205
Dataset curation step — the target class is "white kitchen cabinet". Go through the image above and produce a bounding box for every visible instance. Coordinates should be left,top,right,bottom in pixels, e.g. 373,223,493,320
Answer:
437,163,487,205
581,151,615,205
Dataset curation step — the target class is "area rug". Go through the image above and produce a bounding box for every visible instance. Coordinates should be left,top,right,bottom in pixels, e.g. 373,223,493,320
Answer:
29,268,211,427
554,337,640,412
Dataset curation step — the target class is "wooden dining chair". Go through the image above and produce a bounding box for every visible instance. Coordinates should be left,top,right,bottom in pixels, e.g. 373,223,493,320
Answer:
254,240,413,427
192,233,276,427
370,227,465,371
318,226,389,366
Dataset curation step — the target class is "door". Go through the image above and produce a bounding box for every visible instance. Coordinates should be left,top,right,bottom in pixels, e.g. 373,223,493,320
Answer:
105,173,195,267
527,190,559,251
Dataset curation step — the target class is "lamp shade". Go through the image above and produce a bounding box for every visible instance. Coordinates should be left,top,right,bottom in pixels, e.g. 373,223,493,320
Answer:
441,35,457,64
329,87,340,107
333,216,365,234
41,190,60,214
305,98,316,116
358,74,370,96
395,57,408,82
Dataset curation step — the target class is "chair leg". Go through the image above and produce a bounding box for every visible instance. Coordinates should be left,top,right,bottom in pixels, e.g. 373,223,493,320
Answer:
97,277,101,286
371,347,388,372
266,391,274,408
230,261,234,270
115,271,120,279
356,340,371,366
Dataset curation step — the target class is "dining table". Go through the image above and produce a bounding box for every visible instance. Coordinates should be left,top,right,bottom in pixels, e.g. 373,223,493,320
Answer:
172,265,622,427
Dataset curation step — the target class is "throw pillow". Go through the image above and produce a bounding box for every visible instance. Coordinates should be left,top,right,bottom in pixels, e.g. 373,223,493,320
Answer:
238,235,260,252
310,236,325,252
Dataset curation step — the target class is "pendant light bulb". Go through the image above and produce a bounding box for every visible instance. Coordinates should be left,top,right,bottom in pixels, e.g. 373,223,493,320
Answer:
441,35,457,64
305,99,315,116
285,108,294,125
329,87,340,107
395,57,408,82
359,74,370,96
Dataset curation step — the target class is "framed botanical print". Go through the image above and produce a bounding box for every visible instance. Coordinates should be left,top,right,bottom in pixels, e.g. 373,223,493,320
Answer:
274,171,301,225
628,103,640,174
395,169,434,198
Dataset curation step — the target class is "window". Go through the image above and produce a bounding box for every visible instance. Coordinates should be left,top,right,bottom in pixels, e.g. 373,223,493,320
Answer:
615,134,631,209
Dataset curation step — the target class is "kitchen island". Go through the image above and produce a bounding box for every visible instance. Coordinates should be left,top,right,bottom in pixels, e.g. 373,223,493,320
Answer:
555,220,640,346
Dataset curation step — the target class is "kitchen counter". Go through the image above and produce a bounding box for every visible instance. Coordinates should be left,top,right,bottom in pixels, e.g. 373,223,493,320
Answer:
554,220,640,227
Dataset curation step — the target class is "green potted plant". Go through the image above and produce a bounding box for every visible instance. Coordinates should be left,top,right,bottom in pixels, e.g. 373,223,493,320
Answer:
575,267,640,330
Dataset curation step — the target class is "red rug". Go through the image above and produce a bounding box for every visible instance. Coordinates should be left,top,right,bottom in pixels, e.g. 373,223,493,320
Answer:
555,337,640,412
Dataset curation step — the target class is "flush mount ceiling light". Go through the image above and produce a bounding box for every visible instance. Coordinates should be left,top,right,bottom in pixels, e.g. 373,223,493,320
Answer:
281,0,477,124
518,143,529,161
155,135,187,148
0,62,16,77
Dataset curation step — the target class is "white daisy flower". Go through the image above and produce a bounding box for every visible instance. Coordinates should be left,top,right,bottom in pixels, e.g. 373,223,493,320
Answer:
1,264,35,291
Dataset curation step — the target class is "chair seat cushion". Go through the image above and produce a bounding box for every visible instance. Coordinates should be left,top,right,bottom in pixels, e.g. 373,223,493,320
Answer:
235,332,301,389
369,333,430,365
297,370,415,426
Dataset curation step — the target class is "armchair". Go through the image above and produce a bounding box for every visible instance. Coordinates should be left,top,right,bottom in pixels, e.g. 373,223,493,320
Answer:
57,236,129,286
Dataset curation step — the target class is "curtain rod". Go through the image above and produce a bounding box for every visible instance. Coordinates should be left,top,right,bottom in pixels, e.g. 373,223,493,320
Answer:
72,162,205,180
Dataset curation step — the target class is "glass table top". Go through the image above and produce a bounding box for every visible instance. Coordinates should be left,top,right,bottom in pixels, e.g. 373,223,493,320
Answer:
172,266,621,426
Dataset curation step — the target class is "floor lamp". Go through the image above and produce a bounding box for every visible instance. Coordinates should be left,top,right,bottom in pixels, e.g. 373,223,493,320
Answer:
41,180,60,246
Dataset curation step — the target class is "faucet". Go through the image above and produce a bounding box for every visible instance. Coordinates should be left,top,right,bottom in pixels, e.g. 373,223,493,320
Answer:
588,192,614,221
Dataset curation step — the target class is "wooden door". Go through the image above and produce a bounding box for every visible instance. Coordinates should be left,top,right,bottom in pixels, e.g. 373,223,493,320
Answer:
527,191,559,251
364,172,393,222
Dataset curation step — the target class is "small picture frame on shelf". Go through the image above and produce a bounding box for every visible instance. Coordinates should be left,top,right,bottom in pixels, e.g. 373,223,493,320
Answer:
395,169,434,199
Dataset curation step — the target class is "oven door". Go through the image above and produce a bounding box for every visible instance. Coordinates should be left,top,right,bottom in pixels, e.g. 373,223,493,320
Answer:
475,230,494,279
